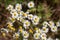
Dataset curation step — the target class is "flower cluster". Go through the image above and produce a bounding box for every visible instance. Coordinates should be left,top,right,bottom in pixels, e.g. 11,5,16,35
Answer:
0,1,60,40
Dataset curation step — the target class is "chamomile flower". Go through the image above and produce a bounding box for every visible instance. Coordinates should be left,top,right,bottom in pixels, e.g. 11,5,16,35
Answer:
41,37,47,40
28,1,34,8
22,12,28,18
13,32,20,38
23,20,30,29
34,33,40,39
51,26,57,32
27,14,33,20
11,11,18,18
32,15,40,25
7,22,13,27
36,28,42,34
43,21,48,27
40,33,47,39
48,21,54,28
15,3,22,11
56,21,60,27
22,31,29,38
42,27,49,33
47,37,53,40
6,5,13,11
17,16,23,21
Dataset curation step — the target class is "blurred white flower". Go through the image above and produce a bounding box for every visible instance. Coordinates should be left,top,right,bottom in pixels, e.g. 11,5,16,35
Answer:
51,26,57,32
47,37,53,40
13,32,20,38
6,5,13,11
48,21,55,28
32,15,40,25
28,1,34,8
22,31,29,38
27,14,33,20
42,27,49,33
22,13,28,18
43,21,48,27
34,33,40,39
11,11,18,18
40,33,47,39
23,20,30,29
56,21,60,27
23,38,28,40
15,3,22,11
36,28,42,34
41,37,47,40
56,38,59,40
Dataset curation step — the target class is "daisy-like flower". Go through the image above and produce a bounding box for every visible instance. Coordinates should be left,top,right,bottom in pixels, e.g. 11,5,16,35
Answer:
51,26,57,32
15,3,22,11
23,20,30,29
36,28,42,34
28,1,34,8
34,33,40,39
43,21,48,27
32,15,40,25
27,14,33,20
56,21,60,27
13,32,20,38
17,16,23,21
22,31,29,38
48,21,55,28
47,37,53,40
6,5,13,11
40,33,47,39
10,9,18,18
22,12,28,18
41,37,47,40
42,27,49,33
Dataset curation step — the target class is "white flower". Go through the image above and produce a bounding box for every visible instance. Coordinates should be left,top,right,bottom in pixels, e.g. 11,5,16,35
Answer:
17,16,23,22
43,21,48,27
22,31,29,38
51,26,57,32
40,33,47,39
47,37,53,40
41,37,47,40
56,38,59,40
27,14,33,20
10,9,17,14
34,33,40,39
28,1,34,8
32,15,40,25
42,27,49,33
6,5,13,11
23,20,30,29
22,13,28,18
13,32,20,38
15,3,22,11
10,9,18,18
23,39,28,40
56,21,60,27
7,22,13,26
36,29,42,34
48,21,55,28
